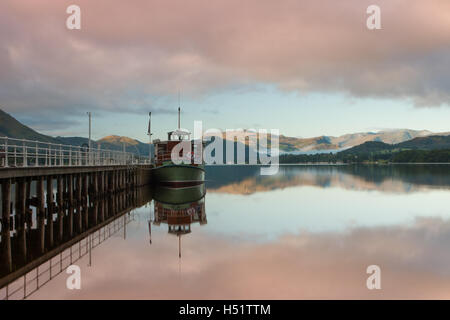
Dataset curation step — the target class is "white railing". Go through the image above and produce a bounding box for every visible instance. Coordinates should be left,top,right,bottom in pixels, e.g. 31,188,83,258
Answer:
0,136,150,168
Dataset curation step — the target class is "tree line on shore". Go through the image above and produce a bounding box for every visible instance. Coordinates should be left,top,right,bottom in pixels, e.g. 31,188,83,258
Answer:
280,147,450,164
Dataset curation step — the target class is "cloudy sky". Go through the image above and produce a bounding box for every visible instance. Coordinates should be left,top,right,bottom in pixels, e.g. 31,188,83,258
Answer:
1,0,450,141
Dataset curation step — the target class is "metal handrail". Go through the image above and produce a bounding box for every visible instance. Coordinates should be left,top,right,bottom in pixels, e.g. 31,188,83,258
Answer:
0,136,150,168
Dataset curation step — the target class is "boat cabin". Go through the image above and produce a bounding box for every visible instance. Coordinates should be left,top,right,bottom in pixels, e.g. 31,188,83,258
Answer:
153,129,203,166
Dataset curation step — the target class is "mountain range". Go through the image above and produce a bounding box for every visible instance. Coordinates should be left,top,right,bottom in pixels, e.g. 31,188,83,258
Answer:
278,129,436,152
205,128,450,153
0,108,449,155
340,135,450,155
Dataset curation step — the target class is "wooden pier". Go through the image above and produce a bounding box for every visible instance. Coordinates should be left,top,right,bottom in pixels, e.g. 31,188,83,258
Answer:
0,165,152,277
0,136,155,299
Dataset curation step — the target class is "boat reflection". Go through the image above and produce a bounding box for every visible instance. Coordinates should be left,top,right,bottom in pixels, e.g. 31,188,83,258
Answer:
151,184,207,258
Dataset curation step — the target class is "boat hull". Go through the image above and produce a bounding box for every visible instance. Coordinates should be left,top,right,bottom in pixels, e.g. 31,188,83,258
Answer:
152,164,205,187
153,183,206,205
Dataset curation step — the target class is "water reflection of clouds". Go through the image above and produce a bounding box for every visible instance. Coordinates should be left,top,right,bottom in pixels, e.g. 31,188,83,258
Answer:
24,166,450,299
30,212,450,299
205,187,450,238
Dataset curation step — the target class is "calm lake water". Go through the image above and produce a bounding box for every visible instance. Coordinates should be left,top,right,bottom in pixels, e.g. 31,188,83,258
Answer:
16,164,450,299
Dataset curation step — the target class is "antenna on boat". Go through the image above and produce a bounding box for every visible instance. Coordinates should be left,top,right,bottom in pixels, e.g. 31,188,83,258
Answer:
147,112,152,163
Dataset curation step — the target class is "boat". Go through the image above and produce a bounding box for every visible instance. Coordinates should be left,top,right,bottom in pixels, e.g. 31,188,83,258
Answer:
151,107,205,187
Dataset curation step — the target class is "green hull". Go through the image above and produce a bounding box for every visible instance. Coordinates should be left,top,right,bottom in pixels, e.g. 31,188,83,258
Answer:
152,164,205,185
153,183,206,205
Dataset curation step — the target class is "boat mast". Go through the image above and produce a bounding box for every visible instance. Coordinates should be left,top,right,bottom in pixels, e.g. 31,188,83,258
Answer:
148,111,152,163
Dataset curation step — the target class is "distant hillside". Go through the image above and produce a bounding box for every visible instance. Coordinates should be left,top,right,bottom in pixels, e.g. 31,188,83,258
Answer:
214,129,443,153
56,135,151,157
332,129,433,147
341,135,450,155
280,129,436,152
281,135,450,163
279,135,336,152
339,141,395,155
97,135,150,156
100,135,139,145
397,135,450,150
0,109,57,143
56,136,90,146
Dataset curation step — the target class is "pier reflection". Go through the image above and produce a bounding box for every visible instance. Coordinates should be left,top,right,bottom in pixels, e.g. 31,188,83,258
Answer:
0,186,151,300
151,184,207,258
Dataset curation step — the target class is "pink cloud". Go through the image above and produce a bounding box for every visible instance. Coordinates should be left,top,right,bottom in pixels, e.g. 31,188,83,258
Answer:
1,0,450,115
